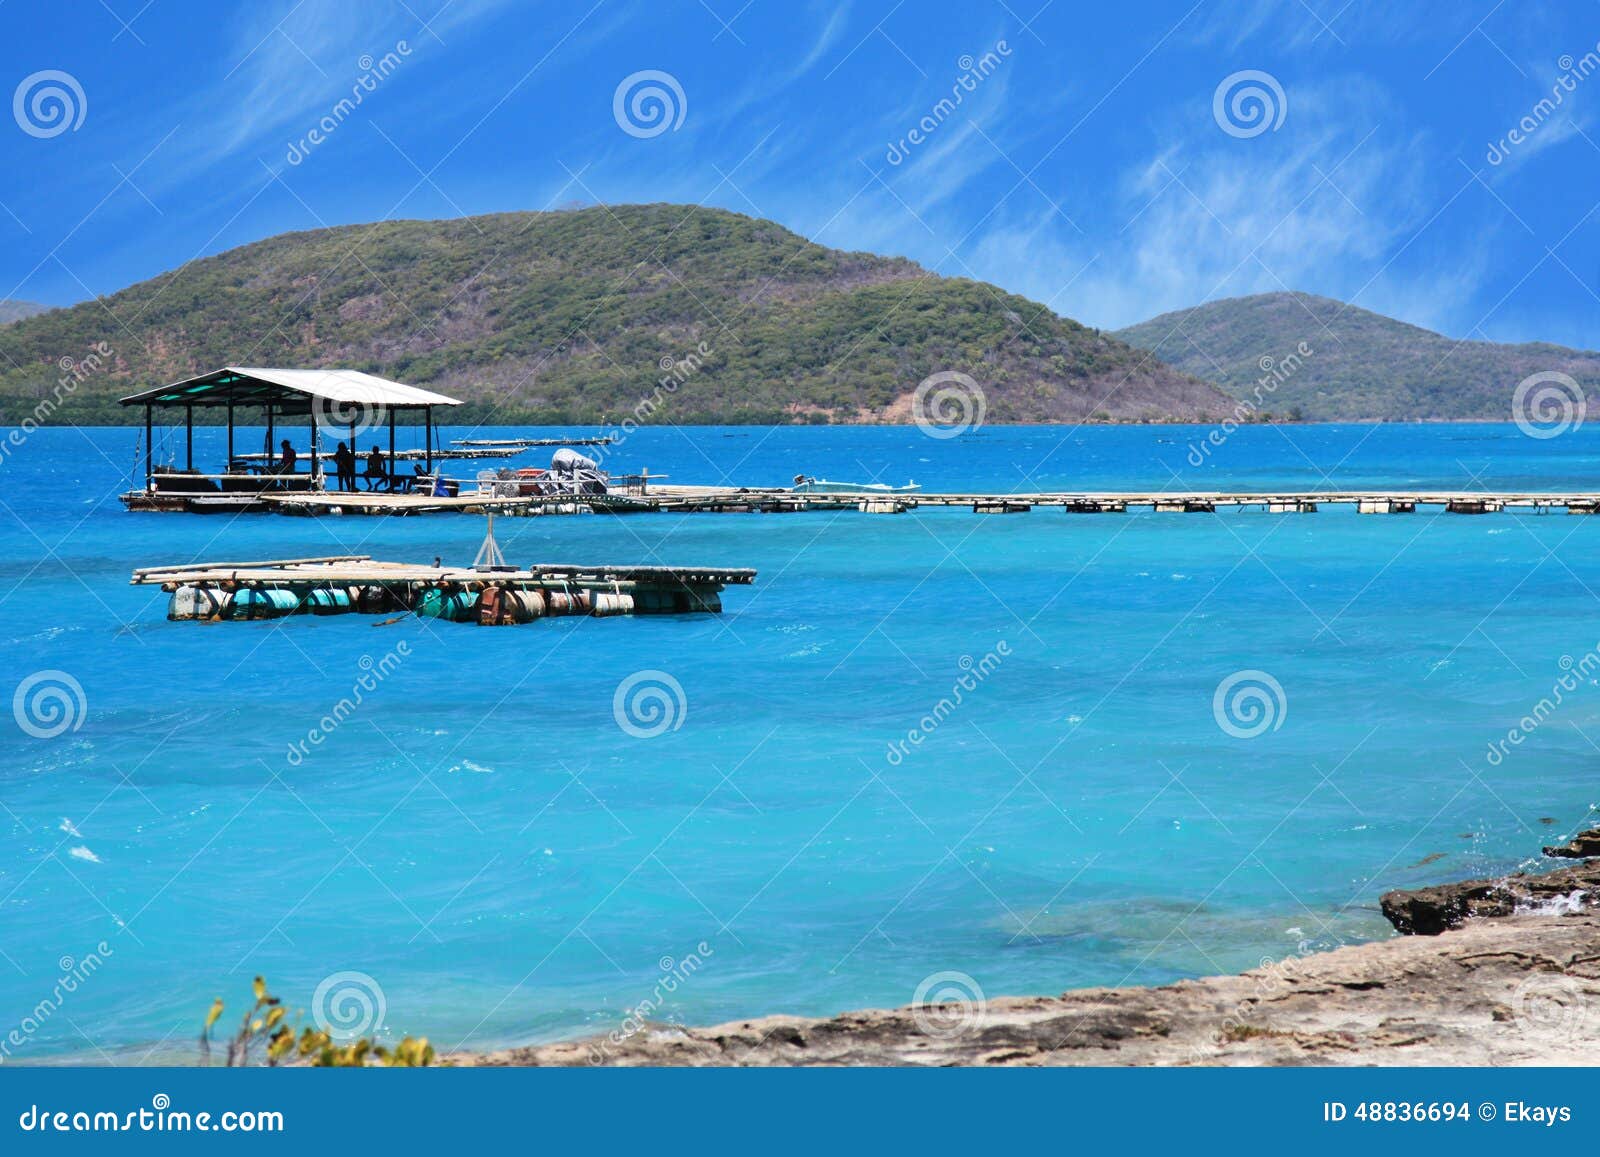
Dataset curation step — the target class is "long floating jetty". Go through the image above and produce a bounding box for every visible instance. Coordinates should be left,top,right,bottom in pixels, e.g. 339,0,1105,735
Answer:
450,436,615,448
133,556,754,625
186,487,1600,518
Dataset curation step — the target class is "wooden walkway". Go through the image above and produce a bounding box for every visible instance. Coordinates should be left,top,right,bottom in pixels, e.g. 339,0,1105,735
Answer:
132,557,756,587
123,485,1600,518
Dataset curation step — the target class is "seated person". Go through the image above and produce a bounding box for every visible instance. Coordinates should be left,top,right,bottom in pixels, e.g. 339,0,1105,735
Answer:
393,464,427,494
363,447,389,491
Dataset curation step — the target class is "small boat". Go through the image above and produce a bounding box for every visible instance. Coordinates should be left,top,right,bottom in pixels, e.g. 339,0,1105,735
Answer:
790,475,920,495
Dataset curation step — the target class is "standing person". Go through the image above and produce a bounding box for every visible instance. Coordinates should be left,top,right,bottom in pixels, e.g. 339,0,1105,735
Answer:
332,441,356,491
278,439,297,474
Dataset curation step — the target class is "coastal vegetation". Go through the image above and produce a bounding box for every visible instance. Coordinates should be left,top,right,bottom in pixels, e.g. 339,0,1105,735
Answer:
1115,291,1600,421
0,204,1228,426
0,299,47,325
201,976,433,1067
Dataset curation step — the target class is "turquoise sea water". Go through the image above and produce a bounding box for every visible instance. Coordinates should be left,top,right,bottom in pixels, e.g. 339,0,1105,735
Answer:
3,421,1599,1061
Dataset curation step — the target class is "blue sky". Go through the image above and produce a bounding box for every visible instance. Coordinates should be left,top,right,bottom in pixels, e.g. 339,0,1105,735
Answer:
2,0,1597,346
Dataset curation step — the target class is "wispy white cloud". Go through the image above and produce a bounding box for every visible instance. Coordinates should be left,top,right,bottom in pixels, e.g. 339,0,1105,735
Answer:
151,0,519,186
952,74,1486,334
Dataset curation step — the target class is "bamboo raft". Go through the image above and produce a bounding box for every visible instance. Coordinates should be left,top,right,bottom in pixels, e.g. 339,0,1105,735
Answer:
132,555,754,625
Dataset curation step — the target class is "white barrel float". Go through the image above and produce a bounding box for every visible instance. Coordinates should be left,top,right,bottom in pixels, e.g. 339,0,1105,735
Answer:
168,584,232,621
506,589,546,621
590,591,635,617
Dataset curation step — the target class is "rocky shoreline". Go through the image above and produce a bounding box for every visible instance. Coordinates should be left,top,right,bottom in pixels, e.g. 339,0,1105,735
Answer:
451,843,1600,1067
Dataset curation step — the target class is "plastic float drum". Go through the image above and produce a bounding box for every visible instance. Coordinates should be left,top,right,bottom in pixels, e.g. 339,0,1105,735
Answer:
506,590,546,622
168,584,232,621
302,587,355,615
354,585,396,614
630,588,684,615
590,591,635,617
685,588,722,614
227,587,302,620
415,587,479,622
477,586,519,626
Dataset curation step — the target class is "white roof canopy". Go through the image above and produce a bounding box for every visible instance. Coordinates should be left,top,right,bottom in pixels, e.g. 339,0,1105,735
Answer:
120,366,461,410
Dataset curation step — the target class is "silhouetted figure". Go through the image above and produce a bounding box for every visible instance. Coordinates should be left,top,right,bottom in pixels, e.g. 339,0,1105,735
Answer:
364,446,388,491
278,439,297,473
332,441,356,491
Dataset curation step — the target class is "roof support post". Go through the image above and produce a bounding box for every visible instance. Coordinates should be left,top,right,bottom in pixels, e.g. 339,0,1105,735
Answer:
185,403,193,471
425,406,433,472
226,399,234,469
311,410,321,489
144,404,152,489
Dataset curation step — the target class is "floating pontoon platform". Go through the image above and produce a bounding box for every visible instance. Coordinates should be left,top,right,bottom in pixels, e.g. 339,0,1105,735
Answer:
133,554,754,625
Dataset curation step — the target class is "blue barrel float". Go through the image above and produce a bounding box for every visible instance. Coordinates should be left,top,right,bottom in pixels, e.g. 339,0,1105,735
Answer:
302,587,355,615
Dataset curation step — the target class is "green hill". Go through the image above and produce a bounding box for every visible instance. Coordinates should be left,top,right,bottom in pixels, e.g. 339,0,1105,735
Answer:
0,204,1230,426
1115,292,1600,421
0,300,48,325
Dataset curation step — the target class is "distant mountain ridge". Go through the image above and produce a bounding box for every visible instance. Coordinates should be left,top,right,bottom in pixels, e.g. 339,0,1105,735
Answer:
0,204,1231,425
0,300,48,325
1114,292,1600,421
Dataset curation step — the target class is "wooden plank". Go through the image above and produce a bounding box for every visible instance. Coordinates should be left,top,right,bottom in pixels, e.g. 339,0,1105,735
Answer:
134,554,371,575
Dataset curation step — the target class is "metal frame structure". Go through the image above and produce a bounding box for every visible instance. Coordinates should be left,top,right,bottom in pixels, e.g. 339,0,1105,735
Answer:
118,366,461,496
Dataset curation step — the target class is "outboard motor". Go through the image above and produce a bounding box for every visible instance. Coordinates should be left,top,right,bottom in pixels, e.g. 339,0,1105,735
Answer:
549,448,607,494
550,448,600,474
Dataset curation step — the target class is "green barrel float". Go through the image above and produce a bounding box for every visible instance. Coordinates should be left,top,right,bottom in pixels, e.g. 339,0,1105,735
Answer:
227,587,302,620
415,587,480,622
